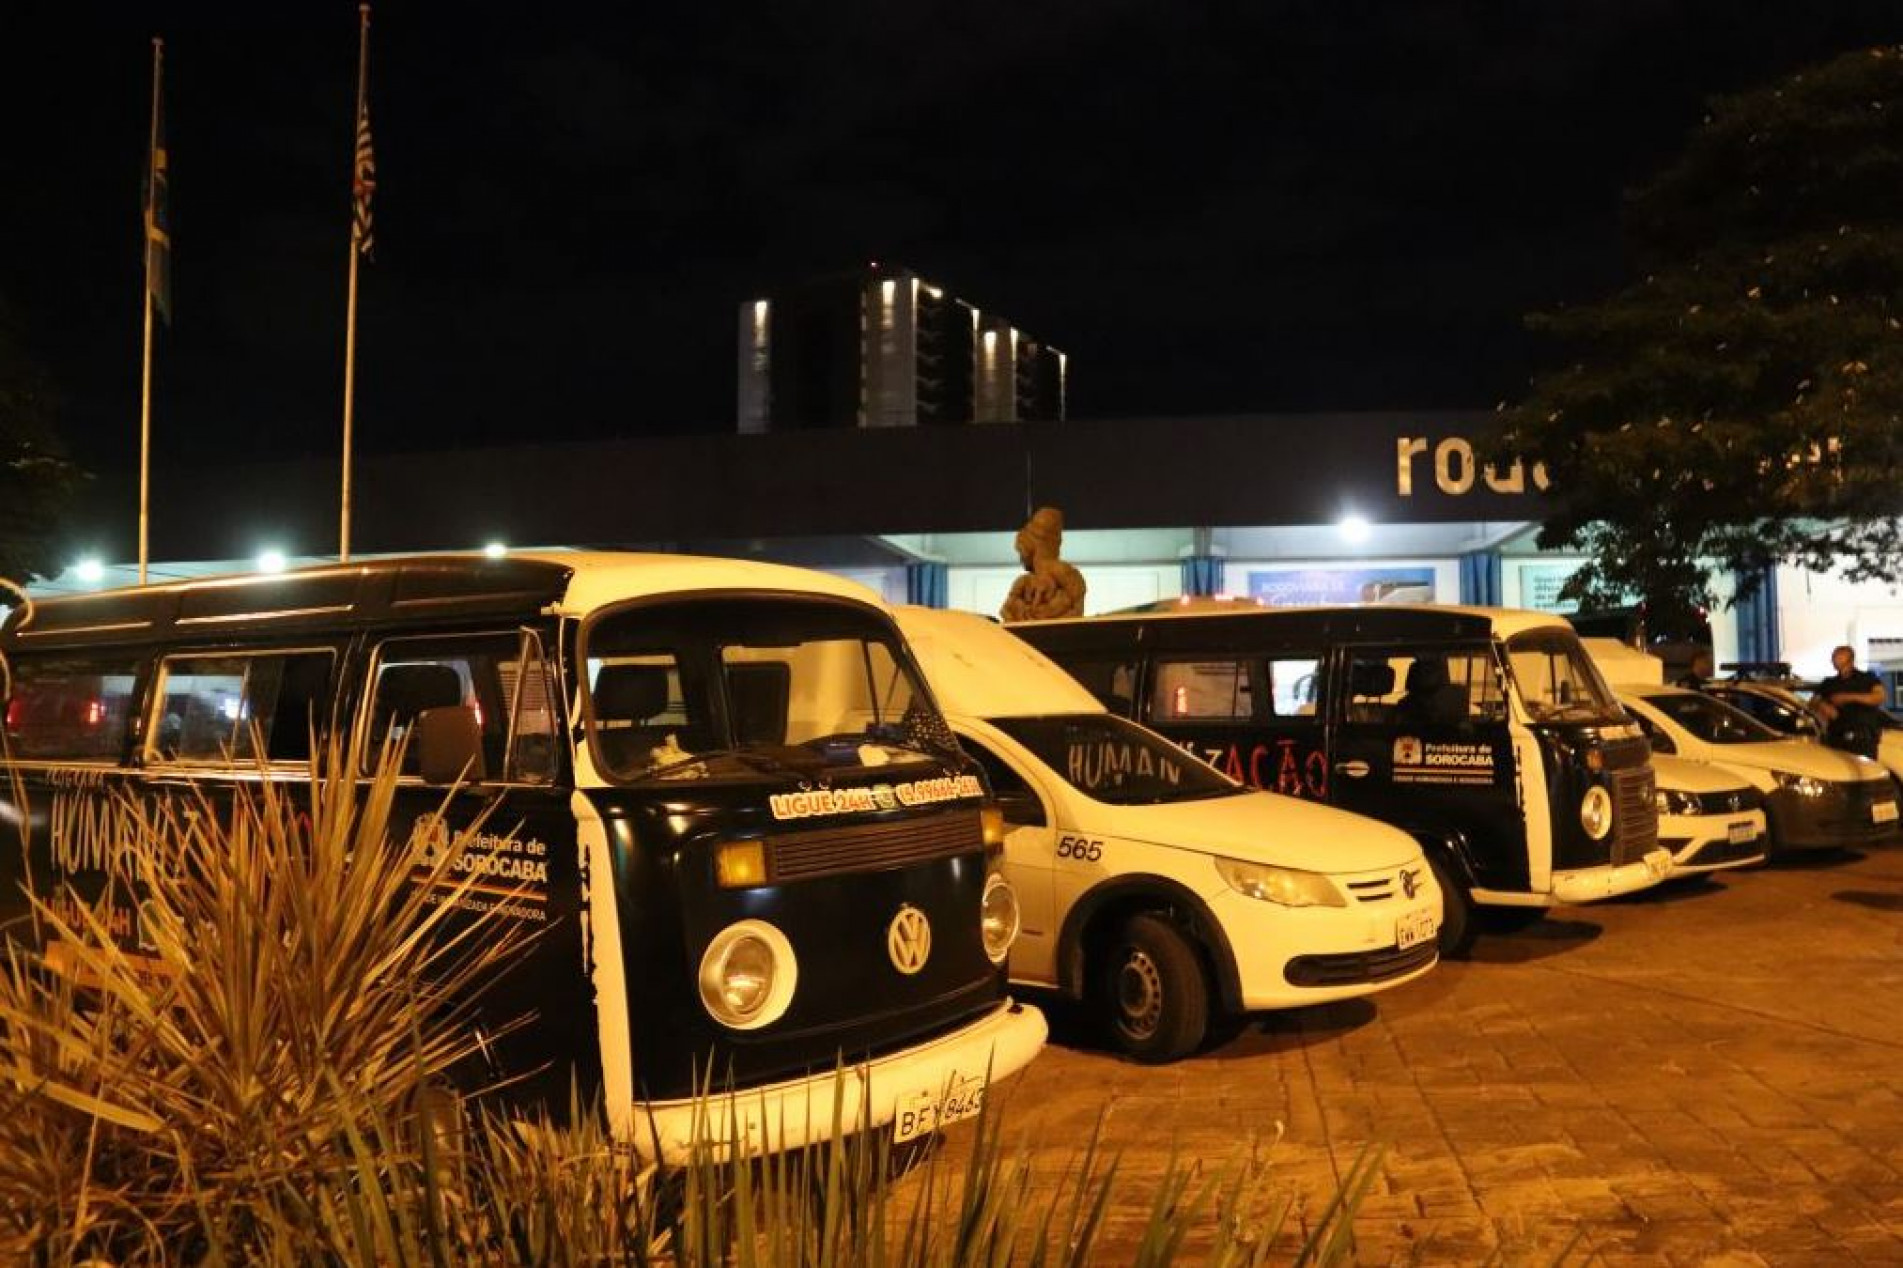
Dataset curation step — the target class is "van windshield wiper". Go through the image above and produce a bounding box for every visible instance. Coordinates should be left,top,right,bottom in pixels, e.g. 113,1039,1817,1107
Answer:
636,746,813,782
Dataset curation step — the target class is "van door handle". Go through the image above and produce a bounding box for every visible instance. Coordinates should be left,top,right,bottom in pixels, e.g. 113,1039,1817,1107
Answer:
1333,760,1371,779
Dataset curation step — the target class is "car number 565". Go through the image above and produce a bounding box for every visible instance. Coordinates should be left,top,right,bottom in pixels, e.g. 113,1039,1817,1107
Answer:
1056,835,1104,861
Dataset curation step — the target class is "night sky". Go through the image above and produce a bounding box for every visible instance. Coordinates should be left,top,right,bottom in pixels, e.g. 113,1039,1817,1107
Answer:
7,1,1903,474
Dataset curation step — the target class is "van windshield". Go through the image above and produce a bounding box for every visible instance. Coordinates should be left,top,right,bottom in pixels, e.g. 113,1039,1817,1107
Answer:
586,598,959,782
991,714,1243,805
1504,629,1626,725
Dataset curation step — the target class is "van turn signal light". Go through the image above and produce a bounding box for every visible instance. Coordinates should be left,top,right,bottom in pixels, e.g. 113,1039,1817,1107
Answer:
980,803,1006,849
716,840,769,889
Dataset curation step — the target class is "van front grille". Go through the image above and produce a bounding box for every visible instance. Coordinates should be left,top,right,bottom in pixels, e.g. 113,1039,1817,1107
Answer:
769,810,982,882
1611,766,1659,862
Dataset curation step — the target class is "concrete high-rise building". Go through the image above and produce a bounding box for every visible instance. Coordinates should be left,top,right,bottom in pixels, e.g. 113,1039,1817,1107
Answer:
738,263,1065,432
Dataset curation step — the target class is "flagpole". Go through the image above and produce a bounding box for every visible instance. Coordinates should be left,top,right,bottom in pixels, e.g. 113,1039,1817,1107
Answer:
139,37,162,586
340,4,370,563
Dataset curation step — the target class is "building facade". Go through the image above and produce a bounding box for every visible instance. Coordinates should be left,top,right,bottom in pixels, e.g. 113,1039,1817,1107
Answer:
44,411,1903,693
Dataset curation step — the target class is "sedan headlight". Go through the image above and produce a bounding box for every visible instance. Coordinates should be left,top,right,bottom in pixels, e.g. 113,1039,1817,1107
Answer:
698,920,797,1030
1654,788,1702,816
1579,786,1614,840
1773,772,1830,798
1215,857,1345,908
980,871,1020,964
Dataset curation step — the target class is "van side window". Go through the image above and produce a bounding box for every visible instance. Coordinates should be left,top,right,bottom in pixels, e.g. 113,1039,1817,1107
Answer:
4,656,142,761
1150,659,1260,722
1061,656,1140,715
149,650,334,765
1341,654,1402,725
1340,645,1504,728
368,632,559,783
1266,657,1323,718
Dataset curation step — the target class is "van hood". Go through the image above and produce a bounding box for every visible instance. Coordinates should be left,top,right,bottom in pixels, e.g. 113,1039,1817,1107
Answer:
1705,739,1888,784
1098,790,1424,874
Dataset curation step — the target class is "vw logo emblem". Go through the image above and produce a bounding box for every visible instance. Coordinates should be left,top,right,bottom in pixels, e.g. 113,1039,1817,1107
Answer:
887,905,932,975
1399,867,1421,900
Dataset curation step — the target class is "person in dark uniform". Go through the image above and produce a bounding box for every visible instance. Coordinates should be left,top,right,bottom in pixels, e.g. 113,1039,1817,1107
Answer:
1813,645,1887,759
1675,651,1714,690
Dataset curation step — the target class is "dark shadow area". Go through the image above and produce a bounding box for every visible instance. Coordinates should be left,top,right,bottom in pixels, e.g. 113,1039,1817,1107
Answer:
1604,876,1729,906
1212,998,1379,1060
1769,847,1867,871
1465,916,1604,965
1831,889,1903,912
1014,989,1098,1054
1017,989,1381,1062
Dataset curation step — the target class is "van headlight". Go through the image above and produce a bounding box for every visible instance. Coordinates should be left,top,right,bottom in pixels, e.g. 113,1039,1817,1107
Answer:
1773,772,1829,798
981,871,1020,964
1580,786,1614,840
698,920,797,1029
1215,858,1345,908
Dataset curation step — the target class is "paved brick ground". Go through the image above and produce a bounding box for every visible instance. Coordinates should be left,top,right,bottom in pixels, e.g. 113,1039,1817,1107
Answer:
951,845,1903,1264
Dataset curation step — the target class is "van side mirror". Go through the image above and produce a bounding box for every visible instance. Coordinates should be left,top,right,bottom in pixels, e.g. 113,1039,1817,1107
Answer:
995,788,1047,829
416,705,487,785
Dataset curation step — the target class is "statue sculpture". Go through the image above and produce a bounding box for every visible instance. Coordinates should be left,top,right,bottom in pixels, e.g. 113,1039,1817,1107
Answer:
1000,506,1087,621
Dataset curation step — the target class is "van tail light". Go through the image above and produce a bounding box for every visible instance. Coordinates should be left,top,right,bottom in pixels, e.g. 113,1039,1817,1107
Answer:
4,698,19,730
471,699,484,728
85,699,105,727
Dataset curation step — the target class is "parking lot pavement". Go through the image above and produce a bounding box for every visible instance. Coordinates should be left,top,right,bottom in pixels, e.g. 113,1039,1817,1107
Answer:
969,846,1903,1264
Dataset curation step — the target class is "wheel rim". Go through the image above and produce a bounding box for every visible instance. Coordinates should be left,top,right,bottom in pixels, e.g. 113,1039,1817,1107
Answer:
1115,948,1165,1040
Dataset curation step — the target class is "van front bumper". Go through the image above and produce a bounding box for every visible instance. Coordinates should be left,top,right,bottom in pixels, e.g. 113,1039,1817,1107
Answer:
1548,848,1673,904
629,1000,1047,1163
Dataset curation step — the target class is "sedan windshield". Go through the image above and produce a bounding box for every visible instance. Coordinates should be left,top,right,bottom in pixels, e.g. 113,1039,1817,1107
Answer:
585,597,958,782
1504,629,1626,724
990,714,1243,805
1641,692,1781,745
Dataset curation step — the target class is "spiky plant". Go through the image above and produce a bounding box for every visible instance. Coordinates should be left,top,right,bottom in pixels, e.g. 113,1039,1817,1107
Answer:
0,736,534,1263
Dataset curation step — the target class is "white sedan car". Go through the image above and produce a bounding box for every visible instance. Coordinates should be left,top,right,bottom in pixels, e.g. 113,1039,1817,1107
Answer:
1618,684,1899,855
1649,753,1767,876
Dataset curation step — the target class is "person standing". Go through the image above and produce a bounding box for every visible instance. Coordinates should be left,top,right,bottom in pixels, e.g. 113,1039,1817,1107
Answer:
1675,650,1714,690
1813,645,1887,759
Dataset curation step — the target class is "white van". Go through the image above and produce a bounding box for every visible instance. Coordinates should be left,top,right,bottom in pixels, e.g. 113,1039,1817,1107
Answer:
896,607,1441,1063
1,554,1047,1161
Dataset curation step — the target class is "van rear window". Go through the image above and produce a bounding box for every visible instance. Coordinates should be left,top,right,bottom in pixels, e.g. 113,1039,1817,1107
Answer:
3,656,142,761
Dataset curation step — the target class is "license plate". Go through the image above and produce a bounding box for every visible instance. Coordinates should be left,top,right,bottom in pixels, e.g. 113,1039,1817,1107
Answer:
1726,820,1759,844
1873,800,1898,824
1395,907,1438,950
894,1075,986,1144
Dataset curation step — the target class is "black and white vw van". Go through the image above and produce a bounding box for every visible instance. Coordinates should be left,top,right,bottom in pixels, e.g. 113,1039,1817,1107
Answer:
1013,605,1668,953
0,553,1044,1159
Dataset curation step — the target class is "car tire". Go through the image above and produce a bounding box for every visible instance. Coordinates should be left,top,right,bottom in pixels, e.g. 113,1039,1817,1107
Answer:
1427,852,1477,958
1098,913,1209,1063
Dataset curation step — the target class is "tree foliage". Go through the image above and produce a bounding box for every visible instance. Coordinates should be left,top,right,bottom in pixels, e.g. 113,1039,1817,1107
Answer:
1492,46,1903,631
0,297,82,583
